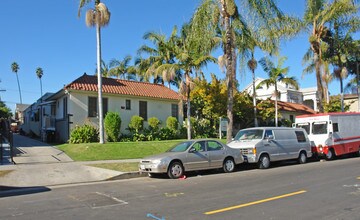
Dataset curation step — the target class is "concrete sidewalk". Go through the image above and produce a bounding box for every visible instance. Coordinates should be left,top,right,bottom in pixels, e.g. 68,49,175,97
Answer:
0,134,143,189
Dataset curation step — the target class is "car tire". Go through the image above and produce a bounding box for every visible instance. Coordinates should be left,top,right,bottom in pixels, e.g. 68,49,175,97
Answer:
325,148,335,161
258,154,270,169
148,173,160,178
223,158,235,173
356,147,360,157
167,161,184,179
298,151,307,164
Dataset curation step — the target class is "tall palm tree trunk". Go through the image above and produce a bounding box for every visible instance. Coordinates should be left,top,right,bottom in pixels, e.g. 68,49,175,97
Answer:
251,54,258,127
16,73,22,104
314,52,324,112
97,23,104,144
275,82,278,127
40,78,43,97
340,78,344,112
185,72,191,140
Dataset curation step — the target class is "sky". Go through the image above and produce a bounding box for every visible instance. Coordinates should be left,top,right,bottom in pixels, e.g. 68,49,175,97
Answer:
0,0,358,113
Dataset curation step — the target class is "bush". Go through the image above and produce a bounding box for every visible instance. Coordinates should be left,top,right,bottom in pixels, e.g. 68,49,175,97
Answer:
104,112,121,142
166,116,178,131
148,117,161,131
129,116,144,133
69,124,99,144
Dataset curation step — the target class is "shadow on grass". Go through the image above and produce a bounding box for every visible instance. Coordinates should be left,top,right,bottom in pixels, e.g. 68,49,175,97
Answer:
0,185,51,198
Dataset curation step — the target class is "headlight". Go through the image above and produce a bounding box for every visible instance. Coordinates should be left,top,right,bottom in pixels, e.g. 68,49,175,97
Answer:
152,159,162,165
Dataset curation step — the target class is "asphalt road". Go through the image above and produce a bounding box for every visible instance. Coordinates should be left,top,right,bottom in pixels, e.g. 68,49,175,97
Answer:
0,157,359,220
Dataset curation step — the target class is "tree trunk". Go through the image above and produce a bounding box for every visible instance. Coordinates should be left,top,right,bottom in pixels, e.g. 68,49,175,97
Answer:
186,72,191,140
340,78,344,112
97,23,104,144
275,82,278,127
314,51,324,112
40,78,43,97
251,54,258,127
16,73,22,104
221,1,234,143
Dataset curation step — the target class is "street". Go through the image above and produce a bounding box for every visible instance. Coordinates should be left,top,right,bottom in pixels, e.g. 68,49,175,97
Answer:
1,157,359,220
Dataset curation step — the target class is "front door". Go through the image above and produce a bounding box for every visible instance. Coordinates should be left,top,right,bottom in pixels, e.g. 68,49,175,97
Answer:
184,141,209,171
207,140,226,168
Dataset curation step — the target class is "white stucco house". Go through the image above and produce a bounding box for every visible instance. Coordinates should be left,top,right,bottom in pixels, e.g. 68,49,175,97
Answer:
243,77,319,112
38,73,184,143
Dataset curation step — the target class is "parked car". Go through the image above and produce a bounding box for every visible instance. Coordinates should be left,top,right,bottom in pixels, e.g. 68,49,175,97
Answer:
139,139,244,179
228,127,312,169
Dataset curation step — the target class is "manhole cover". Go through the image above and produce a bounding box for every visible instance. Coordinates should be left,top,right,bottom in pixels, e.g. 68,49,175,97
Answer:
73,192,128,209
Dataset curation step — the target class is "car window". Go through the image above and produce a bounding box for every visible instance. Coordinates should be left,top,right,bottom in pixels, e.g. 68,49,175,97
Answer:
168,141,193,152
192,141,206,152
295,131,306,143
207,141,223,151
264,130,274,139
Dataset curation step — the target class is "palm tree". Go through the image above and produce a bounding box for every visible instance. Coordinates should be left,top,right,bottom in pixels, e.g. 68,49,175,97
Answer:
156,25,217,139
303,0,357,112
11,62,22,104
137,27,179,88
36,67,44,97
190,0,299,143
258,56,299,127
109,55,136,80
78,0,110,144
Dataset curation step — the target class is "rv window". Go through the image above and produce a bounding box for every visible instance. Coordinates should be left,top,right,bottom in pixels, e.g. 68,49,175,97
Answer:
312,122,328,135
296,123,310,134
333,123,339,132
295,131,306,142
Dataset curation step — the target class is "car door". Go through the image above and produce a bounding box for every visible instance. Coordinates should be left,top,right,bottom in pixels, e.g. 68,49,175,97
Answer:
262,129,281,161
184,141,210,171
207,140,226,168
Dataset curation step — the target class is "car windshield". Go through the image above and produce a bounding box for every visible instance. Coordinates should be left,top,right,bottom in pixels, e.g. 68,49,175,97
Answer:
234,129,263,141
168,141,194,152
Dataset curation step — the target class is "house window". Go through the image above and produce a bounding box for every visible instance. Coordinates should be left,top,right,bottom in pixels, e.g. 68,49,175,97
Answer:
88,97,108,117
139,101,147,121
289,115,294,123
171,104,178,120
126,99,131,110
63,97,68,119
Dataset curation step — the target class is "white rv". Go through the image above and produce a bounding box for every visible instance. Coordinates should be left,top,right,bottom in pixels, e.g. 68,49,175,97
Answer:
294,112,360,160
228,127,312,169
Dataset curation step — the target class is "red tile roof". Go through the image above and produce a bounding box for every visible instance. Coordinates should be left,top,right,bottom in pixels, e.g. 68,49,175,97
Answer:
277,101,316,114
65,74,182,100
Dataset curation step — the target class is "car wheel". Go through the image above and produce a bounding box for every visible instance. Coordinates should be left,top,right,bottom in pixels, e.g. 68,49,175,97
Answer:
356,147,360,157
258,154,270,169
167,161,184,179
325,148,335,161
223,158,235,173
298,151,307,164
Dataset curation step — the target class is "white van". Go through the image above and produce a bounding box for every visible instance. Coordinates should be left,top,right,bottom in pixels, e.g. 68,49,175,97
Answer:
228,127,312,169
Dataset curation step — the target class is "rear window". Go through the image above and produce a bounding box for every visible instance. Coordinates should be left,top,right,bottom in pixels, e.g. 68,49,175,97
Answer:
295,131,306,143
296,123,310,134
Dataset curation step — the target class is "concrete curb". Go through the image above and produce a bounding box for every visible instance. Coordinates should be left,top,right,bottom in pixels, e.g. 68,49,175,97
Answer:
107,171,147,180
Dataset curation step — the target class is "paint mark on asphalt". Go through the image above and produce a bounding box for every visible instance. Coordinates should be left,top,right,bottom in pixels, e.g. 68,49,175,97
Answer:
147,213,165,220
164,192,184,197
204,190,307,215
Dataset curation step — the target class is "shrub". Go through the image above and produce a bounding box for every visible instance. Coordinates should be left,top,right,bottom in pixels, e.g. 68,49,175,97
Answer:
69,124,99,144
166,116,178,131
148,117,161,131
104,112,122,142
129,116,144,133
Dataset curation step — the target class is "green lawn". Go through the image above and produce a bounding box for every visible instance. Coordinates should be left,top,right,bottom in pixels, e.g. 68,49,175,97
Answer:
58,140,186,161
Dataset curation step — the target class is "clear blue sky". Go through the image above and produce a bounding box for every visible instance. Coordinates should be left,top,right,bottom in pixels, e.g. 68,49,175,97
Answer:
0,0,357,113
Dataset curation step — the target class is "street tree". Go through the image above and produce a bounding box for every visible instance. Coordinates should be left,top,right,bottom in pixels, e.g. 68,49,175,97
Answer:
36,67,44,97
11,62,22,104
78,0,110,144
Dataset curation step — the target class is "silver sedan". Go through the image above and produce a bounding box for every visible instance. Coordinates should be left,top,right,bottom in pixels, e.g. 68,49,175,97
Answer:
139,139,244,179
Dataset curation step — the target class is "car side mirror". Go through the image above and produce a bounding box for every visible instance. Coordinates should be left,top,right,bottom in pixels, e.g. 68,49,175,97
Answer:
189,148,197,153
266,135,274,141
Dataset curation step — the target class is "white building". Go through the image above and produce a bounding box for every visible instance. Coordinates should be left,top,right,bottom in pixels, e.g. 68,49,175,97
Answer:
243,77,318,112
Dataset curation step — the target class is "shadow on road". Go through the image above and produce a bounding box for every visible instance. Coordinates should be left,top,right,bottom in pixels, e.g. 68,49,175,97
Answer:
0,185,51,198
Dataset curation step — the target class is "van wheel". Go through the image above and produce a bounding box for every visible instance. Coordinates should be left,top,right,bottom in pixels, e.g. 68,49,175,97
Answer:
223,158,235,173
298,151,307,164
258,154,270,169
325,148,335,161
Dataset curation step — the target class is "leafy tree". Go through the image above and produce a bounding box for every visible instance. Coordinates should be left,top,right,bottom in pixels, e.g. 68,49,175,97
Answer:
36,67,44,97
129,115,144,134
78,0,111,144
0,101,12,119
109,55,136,80
258,56,299,127
148,117,161,131
11,62,22,104
323,95,351,112
104,112,121,142
166,116,179,132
